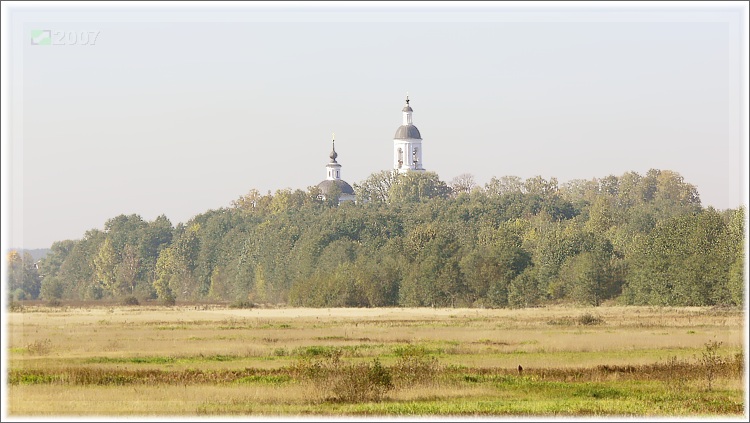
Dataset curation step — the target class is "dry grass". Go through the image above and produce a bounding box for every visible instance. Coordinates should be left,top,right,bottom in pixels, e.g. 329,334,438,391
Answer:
5,304,746,417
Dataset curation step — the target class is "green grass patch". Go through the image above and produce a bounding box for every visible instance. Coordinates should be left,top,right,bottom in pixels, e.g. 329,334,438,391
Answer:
572,384,624,399
235,375,292,385
85,356,177,364
391,344,443,357
292,345,342,357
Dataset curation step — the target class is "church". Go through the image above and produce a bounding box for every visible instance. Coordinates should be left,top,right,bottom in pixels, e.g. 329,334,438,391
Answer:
316,136,357,204
316,96,426,204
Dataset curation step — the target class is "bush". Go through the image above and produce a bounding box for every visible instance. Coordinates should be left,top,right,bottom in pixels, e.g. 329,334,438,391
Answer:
26,339,52,355
273,348,288,357
577,313,605,326
547,316,575,326
293,345,341,358
700,340,725,391
329,359,393,403
46,299,62,308
229,300,254,309
121,296,140,306
391,353,440,387
292,352,393,403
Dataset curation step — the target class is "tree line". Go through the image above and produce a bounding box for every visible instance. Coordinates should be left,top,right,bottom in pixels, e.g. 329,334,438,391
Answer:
8,168,745,308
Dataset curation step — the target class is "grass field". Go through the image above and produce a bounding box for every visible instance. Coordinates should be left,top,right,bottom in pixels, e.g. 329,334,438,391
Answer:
4,304,747,418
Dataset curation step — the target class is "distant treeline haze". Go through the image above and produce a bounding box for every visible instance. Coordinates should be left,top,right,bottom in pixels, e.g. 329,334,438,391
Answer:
7,169,745,308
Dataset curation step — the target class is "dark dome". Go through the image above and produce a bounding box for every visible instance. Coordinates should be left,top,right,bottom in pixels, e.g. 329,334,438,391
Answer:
402,105,413,112
317,179,355,196
394,124,422,140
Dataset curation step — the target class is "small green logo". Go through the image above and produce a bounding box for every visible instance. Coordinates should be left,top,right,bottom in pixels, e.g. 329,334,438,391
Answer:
31,30,51,45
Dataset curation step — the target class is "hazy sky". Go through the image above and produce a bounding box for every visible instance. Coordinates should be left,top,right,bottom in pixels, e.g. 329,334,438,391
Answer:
3,2,748,249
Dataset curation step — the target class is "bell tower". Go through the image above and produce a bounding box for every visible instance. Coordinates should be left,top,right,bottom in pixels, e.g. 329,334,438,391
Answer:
393,94,424,173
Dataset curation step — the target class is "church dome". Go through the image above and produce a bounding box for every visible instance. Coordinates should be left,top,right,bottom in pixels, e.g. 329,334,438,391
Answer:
394,124,422,140
317,179,355,196
402,105,413,112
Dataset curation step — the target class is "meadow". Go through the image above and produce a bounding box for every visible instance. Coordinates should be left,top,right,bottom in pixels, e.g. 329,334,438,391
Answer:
5,304,747,418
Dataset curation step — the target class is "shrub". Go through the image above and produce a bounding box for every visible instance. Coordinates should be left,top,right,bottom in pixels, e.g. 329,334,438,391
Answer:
700,340,725,391
121,296,140,306
292,352,393,403
46,299,62,308
329,359,393,403
293,345,341,358
273,348,288,357
26,339,52,355
229,300,254,309
547,316,574,326
391,353,440,387
577,313,605,326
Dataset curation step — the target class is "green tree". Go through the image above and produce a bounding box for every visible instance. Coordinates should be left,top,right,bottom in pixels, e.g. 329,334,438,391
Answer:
153,247,176,305
7,251,41,301
390,171,451,203
557,252,607,306
460,230,532,308
624,210,735,306
508,267,541,308
484,175,524,197
93,238,118,296
354,170,399,204
116,244,140,296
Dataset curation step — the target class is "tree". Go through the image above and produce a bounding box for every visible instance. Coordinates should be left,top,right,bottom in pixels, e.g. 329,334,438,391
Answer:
232,188,263,212
322,182,343,207
524,176,558,197
93,238,118,296
152,223,201,302
7,251,41,301
557,252,607,306
400,222,465,307
485,176,524,197
354,170,399,204
508,267,541,309
450,173,476,197
116,244,140,296
460,227,532,308
389,171,451,203
585,197,615,234
624,210,735,306
153,248,176,305
616,171,642,208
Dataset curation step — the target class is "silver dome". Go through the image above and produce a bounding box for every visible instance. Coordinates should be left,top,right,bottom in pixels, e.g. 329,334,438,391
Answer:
394,124,422,140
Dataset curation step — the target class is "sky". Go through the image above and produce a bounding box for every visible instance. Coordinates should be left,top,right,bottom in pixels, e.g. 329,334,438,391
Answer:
2,2,749,249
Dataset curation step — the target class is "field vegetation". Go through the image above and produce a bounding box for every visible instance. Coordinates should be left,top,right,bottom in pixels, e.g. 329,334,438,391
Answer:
5,305,746,417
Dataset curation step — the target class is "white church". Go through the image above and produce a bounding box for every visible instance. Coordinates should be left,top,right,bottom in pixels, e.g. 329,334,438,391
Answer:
316,96,426,204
